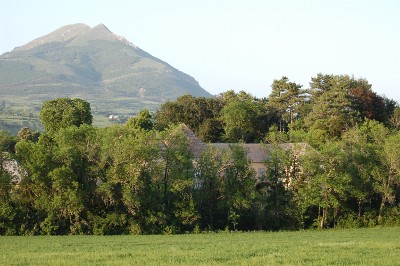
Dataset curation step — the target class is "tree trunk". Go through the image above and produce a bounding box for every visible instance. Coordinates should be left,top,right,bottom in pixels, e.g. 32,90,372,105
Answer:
317,205,322,229
378,196,385,225
163,158,170,210
321,208,328,229
333,207,339,228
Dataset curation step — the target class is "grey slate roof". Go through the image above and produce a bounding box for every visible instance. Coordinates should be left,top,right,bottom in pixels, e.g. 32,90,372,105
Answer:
181,124,308,163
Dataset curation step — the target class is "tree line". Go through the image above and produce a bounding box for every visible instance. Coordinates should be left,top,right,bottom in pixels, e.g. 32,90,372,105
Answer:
155,74,399,143
0,74,400,235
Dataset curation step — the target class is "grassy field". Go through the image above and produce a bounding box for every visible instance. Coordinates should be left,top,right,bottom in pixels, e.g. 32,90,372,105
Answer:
1,227,399,265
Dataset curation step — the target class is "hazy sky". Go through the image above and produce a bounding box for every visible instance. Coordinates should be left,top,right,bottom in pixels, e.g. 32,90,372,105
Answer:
1,0,399,102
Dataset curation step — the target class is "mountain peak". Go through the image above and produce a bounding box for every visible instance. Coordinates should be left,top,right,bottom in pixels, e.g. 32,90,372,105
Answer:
6,22,145,58
13,23,119,51
94,23,110,32
14,23,91,51
65,23,124,47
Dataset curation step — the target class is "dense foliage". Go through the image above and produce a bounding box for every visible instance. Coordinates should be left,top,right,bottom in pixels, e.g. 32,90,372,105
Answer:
156,74,398,143
0,73,399,235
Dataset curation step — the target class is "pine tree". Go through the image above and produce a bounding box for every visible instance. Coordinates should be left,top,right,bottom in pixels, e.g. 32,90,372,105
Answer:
267,77,304,132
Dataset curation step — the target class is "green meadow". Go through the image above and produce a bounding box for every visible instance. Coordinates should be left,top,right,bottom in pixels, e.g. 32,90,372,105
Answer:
1,227,399,265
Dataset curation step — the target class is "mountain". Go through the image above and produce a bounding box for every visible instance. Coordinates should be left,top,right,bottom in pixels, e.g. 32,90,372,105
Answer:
0,23,211,132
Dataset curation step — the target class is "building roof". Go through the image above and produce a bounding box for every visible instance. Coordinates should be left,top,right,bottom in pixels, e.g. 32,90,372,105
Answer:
179,124,207,158
211,143,269,163
181,124,308,163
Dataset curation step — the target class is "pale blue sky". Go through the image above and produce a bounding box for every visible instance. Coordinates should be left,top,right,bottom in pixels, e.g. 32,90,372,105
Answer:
1,0,399,102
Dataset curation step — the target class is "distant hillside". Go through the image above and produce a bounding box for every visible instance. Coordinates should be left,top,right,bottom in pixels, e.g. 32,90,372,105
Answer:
0,23,211,133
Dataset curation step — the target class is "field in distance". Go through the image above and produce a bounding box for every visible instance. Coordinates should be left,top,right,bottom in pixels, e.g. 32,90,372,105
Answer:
1,227,399,265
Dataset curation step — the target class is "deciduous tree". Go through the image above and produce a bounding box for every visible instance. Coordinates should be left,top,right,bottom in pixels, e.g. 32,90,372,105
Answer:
40,98,92,134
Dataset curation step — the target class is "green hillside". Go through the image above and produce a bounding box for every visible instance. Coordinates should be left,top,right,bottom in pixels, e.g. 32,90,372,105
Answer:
0,23,211,133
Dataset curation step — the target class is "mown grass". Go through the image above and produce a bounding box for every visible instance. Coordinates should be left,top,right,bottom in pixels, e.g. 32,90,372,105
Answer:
1,227,399,265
